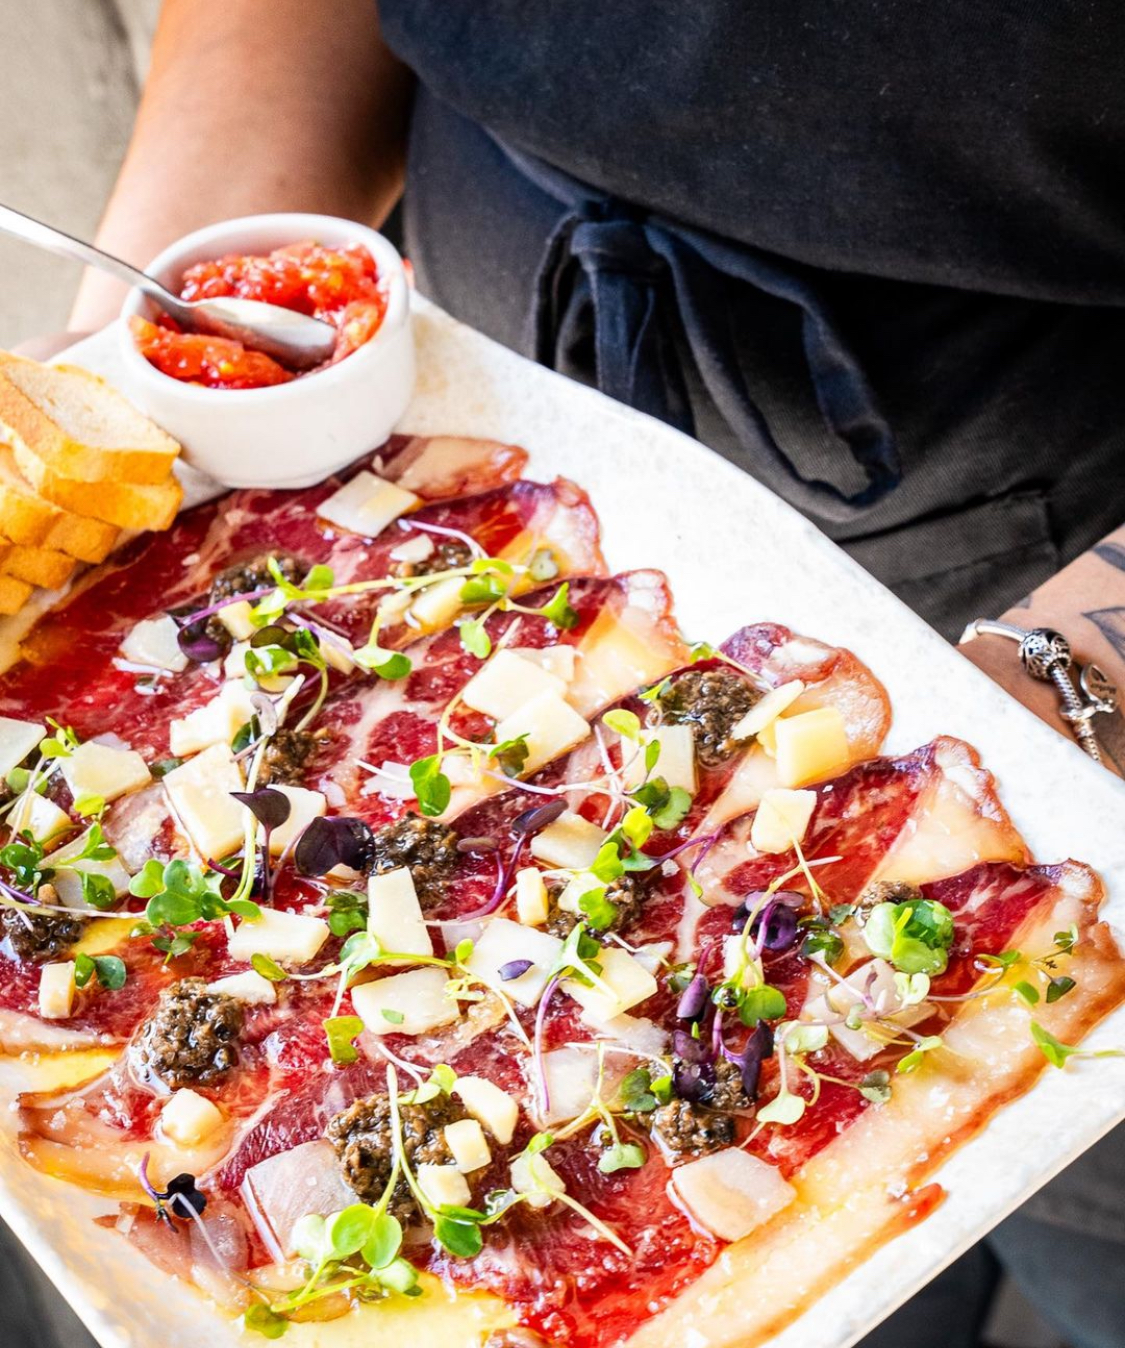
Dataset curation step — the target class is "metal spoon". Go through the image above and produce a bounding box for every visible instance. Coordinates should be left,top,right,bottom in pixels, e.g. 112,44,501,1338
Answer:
0,202,338,370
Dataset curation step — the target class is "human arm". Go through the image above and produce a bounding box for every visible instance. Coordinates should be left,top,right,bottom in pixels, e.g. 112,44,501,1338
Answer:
960,521,1125,777
68,0,412,331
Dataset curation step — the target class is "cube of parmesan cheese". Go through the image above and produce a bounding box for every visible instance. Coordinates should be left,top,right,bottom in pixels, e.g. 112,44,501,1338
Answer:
493,690,590,777
119,615,189,673
444,1118,492,1173
510,645,577,684
416,1164,472,1210
205,970,278,1005
48,828,132,909
407,576,464,629
461,650,567,722
510,1150,565,1208
621,725,697,795
729,680,805,741
38,960,75,1019
227,908,329,966
367,867,433,957
774,706,849,787
454,1076,520,1144
0,716,44,779
318,471,420,538
514,867,550,926
529,811,607,870
216,600,257,641
161,1088,224,1147
9,791,72,844
163,743,246,859
671,1149,795,1241
351,966,460,1036
465,919,563,1008
223,642,294,693
540,1047,599,1125
749,788,817,854
60,741,151,805
258,785,326,856
169,682,258,758
562,946,658,1022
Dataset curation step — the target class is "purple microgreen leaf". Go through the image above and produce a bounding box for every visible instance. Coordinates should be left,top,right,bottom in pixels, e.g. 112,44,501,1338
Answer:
232,788,292,832
499,959,534,981
294,815,374,876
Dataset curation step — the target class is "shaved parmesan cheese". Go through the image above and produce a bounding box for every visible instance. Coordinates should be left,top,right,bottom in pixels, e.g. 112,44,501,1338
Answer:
48,828,131,908
455,1076,520,1144
0,718,42,782
511,645,577,683
750,788,817,854
729,680,805,740
466,918,563,1008
511,1150,565,1207
416,1164,471,1209
621,725,696,795
119,616,188,673
228,908,329,966
540,1047,598,1125
367,867,432,957
388,533,435,564
515,866,550,926
60,741,150,805
258,785,326,856
563,945,658,1021
774,706,849,787
352,967,460,1036
461,650,567,722
216,601,256,641
161,1089,224,1147
169,682,257,758
444,1118,492,1172
804,957,932,1062
38,961,75,1020
206,970,278,1005
318,471,420,537
493,690,591,776
317,630,358,675
9,792,71,844
555,870,602,915
671,1149,795,1240
243,1140,357,1261
529,811,607,870
163,743,246,859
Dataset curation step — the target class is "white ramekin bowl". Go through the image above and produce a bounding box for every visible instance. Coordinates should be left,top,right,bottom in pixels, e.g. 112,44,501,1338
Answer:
115,213,415,488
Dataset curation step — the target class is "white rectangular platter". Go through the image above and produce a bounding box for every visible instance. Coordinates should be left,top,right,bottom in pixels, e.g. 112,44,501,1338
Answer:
2,294,1125,1348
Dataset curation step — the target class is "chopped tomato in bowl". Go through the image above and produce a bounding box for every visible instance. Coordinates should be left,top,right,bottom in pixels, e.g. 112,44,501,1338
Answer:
130,241,390,391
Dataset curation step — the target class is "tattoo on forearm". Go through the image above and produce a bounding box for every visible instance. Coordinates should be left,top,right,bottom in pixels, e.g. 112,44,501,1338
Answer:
1084,607,1125,664
1094,542,1125,574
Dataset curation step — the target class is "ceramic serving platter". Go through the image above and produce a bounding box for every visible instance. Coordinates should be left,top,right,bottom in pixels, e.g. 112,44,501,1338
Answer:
2,296,1124,1348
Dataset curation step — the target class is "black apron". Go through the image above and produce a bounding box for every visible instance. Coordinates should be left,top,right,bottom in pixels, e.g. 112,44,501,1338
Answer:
380,1,1125,638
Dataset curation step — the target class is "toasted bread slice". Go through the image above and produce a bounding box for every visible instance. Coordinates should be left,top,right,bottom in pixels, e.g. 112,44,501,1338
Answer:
2,544,77,591
12,441,182,531
0,446,119,561
0,353,180,485
0,574,33,616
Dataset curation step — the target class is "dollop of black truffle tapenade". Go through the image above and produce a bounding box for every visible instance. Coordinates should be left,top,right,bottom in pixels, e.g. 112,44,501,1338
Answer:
209,551,306,604
257,727,318,788
367,814,460,905
393,538,474,580
0,898,86,964
654,668,760,767
856,879,925,909
544,873,647,941
649,1095,736,1160
132,978,243,1090
326,1090,466,1222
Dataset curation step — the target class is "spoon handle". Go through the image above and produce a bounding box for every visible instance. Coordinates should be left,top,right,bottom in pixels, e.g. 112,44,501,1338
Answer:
0,202,172,302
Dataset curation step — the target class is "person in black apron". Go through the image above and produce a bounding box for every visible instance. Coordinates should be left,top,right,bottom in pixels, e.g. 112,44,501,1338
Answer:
381,7,1125,1346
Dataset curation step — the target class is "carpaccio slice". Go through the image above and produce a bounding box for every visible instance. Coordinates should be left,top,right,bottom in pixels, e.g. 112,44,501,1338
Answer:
0,473,603,758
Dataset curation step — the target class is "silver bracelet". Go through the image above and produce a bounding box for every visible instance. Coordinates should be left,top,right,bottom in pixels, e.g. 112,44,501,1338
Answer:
960,620,1120,765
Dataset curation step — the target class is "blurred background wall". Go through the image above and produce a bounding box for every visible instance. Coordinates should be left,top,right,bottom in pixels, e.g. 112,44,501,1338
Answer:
0,0,159,347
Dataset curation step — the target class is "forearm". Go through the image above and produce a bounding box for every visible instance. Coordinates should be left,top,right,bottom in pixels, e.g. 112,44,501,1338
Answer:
69,0,412,330
960,521,1125,776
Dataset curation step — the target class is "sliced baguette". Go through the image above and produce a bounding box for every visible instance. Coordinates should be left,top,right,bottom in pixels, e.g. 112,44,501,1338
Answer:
12,441,182,531
0,574,33,617
2,544,77,591
0,446,119,561
0,353,180,485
